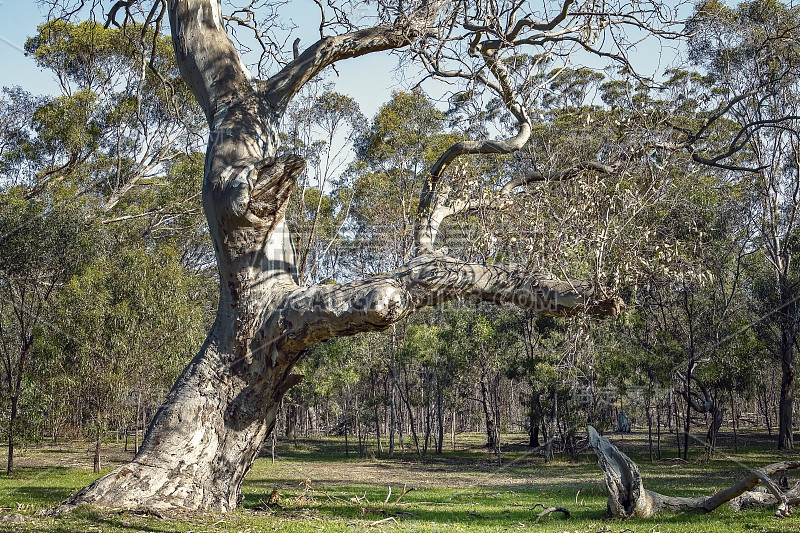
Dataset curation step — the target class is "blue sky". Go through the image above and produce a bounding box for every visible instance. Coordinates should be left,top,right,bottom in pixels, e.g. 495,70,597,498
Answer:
0,2,60,95
0,2,684,116
0,1,401,116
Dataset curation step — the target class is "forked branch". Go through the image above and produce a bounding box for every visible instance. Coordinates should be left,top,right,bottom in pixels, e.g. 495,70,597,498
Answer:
262,1,444,110
415,159,619,254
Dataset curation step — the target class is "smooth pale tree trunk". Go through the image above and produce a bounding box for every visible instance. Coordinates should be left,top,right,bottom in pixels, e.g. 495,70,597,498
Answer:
55,0,618,513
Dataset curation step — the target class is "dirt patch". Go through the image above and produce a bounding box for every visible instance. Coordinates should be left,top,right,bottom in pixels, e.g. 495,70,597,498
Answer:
0,440,136,473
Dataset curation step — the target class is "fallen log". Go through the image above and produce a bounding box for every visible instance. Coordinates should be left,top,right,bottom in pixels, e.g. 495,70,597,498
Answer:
587,426,800,518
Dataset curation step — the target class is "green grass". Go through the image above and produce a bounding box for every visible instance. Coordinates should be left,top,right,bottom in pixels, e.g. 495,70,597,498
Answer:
0,431,797,532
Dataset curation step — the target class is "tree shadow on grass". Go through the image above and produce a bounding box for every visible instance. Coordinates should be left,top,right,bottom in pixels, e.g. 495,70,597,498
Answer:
240,481,612,530
48,507,177,533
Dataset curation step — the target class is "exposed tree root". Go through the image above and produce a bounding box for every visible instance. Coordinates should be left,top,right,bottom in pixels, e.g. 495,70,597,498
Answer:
588,426,800,518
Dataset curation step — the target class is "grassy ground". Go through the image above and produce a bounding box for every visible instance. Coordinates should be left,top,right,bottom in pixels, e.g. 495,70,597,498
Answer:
0,430,797,532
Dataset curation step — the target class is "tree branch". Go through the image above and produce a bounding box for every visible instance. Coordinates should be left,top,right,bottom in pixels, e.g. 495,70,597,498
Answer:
167,0,252,123
415,159,617,254
277,253,621,353
262,2,443,110
500,161,618,194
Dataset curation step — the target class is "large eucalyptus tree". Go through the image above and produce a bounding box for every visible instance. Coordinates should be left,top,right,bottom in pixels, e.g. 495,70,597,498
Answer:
43,0,685,512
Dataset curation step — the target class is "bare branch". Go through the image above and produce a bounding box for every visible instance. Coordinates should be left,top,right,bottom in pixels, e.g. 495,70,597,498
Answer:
262,2,443,110
500,161,618,194
105,1,136,28
279,253,621,352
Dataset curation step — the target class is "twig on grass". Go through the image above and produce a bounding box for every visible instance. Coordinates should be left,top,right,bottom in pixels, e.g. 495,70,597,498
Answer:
369,516,399,527
393,484,415,504
531,503,570,523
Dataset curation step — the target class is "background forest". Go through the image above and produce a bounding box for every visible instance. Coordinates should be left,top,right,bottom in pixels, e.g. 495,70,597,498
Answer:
1,0,799,480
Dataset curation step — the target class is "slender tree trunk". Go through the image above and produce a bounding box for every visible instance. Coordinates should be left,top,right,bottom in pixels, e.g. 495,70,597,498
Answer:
436,375,444,454
398,399,405,453
134,390,141,454
7,395,17,475
492,374,501,463
529,394,542,447
666,389,673,432
674,393,682,459
647,403,653,462
401,365,421,456
545,389,556,463
286,405,297,441
480,377,497,449
731,394,738,453
357,414,364,458
763,387,773,436
528,400,539,447
372,372,382,457
93,423,102,475
423,380,431,456
683,366,693,460
451,408,456,451
656,400,662,460
389,325,397,458
344,397,349,457
779,329,795,450
706,404,723,457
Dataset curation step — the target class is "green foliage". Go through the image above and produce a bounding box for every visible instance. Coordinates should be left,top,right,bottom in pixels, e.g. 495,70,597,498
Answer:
38,243,210,432
33,90,101,157
357,90,445,164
